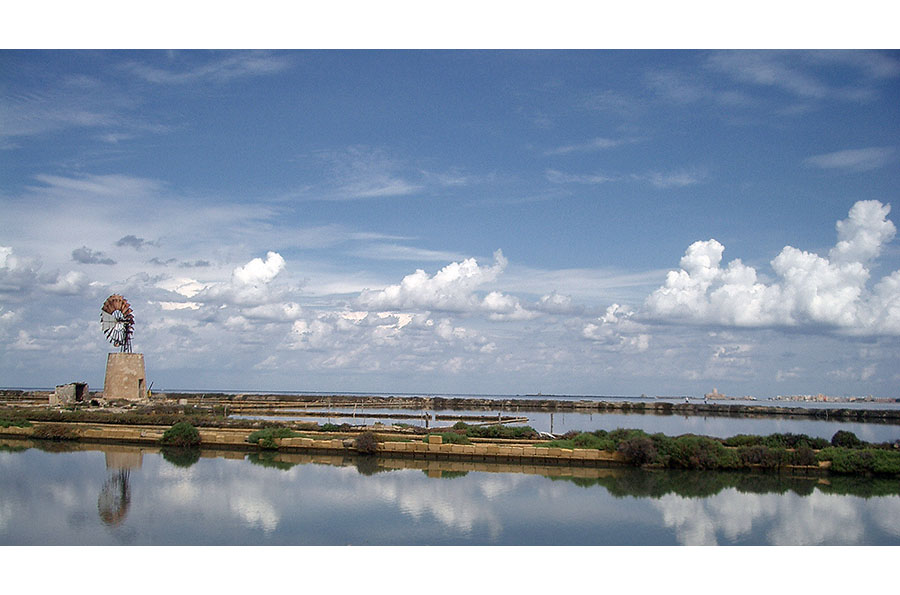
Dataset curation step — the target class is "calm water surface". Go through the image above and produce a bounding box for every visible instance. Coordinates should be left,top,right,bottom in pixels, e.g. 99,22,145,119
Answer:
237,408,900,443
2,441,899,545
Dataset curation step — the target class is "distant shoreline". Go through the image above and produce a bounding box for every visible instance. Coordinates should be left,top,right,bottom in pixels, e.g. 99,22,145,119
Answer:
3,387,898,407
4,390,899,424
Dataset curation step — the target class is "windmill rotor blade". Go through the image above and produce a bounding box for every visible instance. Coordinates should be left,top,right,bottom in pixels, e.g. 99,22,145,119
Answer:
102,294,132,315
101,295,119,314
100,311,118,332
100,294,136,350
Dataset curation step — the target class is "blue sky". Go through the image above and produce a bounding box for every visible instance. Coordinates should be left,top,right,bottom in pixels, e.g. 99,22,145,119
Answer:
2,47,900,397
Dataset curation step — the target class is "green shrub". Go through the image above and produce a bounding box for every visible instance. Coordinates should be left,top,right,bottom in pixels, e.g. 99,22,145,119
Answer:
537,438,577,449
761,433,791,449
160,421,201,447
723,434,761,448
724,433,830,450
462,424,539,440
738,445,789,469
807,436,832,450
573,432,616,451
544,429,640,452
819,447,900,475
831,430,863,449
663,435,738,470
356,431,378,454
608,428,651,443
790,446,819,466
717,446,742,469
320,422,351,432
31,423,77,441
247,427,296,449
424,432,471,445
781,433,829,450
617,437,658,465
0,418,32,428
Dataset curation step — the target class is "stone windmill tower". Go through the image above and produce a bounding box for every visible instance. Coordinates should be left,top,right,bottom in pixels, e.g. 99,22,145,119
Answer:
100,294,148,400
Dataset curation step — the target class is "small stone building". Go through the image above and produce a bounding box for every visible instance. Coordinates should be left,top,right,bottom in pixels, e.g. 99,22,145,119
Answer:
51,382,89,406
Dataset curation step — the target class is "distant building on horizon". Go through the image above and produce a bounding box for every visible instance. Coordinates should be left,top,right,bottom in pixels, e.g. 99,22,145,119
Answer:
705,387,724,400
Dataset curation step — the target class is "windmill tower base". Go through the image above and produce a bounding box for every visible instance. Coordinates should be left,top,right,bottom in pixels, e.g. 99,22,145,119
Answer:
103,353,148,401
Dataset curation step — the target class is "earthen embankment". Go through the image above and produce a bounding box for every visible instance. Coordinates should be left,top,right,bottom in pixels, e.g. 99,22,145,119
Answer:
0,420,843,476
4,390,899,423
0,421,630,467
158,393,900,424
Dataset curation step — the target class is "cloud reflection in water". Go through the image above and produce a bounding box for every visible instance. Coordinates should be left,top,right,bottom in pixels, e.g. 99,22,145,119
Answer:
2,445,900,545
651,489,887,545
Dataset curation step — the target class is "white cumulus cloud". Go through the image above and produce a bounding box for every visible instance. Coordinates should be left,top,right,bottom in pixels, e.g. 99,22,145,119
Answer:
233,251,286,287
583,303,650,352
644,200,900,334
357,250,514,314
198,251,289,306
1,245,92,299
535,291,580,315
0,246,40,295
156,277,207,298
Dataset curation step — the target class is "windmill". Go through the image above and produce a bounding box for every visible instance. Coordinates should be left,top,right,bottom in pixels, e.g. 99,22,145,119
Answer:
100,294,134,353
100,294,148,400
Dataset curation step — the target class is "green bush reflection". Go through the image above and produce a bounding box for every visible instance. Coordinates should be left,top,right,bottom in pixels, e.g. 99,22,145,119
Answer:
161,446,202,468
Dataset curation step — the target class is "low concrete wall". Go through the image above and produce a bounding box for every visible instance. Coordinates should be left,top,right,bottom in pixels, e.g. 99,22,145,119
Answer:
369,437,626,464
0,422,835,473
0,422,625,466
272,432,626,465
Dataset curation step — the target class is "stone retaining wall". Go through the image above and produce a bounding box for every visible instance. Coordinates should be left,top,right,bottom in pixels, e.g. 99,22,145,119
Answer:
271,433,626,465
0,423,834,473
0,422,626,466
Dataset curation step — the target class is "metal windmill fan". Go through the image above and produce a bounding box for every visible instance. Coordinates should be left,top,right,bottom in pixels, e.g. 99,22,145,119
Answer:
100,294,134,353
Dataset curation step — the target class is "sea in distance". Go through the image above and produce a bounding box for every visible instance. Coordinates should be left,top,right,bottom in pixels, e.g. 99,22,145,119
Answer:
183,389,900,444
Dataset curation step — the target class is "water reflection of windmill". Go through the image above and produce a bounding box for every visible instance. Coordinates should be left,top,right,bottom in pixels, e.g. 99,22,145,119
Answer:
98,448,142,526
101,294,148,401
98,470,132,526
